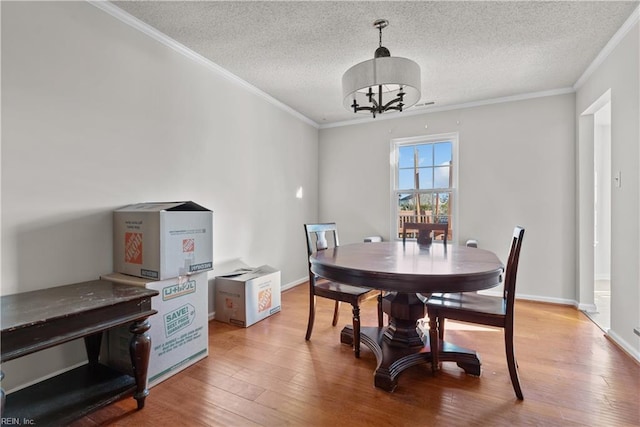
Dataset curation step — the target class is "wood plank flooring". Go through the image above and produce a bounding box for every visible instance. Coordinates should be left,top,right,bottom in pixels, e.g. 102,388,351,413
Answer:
74,284,639,426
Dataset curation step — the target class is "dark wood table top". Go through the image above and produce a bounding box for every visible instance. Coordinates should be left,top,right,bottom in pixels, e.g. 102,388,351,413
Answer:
1,280,158,334
1,280,159,363
310,242,504,293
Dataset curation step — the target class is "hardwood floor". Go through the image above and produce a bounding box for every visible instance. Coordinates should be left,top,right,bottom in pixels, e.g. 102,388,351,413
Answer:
74,283,639,426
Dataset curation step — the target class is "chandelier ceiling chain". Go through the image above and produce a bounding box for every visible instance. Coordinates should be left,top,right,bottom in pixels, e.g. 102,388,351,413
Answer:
342,19,421,118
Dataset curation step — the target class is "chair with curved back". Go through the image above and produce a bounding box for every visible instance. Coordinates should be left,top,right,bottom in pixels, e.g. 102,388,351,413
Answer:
304,223,383,358
402,222,449,246
425,226,525,399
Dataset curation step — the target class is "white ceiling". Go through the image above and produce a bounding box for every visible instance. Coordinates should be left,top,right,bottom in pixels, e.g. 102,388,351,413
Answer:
111,1,638,126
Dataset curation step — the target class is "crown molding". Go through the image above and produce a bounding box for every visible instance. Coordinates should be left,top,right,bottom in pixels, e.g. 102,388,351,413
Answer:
87,1,319,129
573,5,640,90
319,87,575,130
89,1,637,131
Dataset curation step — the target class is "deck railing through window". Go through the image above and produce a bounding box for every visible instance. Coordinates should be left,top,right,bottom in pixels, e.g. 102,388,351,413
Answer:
398,211,451,240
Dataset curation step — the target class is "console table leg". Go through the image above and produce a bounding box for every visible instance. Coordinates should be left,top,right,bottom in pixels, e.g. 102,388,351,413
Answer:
1,370,5,416
129,318,152,409
84,332,103,367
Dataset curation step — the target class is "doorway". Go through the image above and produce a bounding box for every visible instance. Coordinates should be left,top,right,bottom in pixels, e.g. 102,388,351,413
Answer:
590,101,611,331
579,90,611,332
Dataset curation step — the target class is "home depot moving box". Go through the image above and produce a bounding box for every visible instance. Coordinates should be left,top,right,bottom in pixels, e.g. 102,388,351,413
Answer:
215,265,281,327
101,272,208,388
113,201,213,280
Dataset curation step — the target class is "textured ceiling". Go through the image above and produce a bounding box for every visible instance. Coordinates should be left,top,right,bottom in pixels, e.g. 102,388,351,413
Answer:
111,1,638,126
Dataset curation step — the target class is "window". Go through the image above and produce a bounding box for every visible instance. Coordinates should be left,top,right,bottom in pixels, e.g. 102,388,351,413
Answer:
390,133,458,241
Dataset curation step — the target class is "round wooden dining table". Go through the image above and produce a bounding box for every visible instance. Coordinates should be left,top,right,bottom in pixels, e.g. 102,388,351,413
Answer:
310,241,504,392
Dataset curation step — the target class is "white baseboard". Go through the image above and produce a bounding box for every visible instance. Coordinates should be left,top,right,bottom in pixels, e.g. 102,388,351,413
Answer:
578,302,598,312
482,290,577,307
518,293,578,306
282,276,307,292
606,329,640,363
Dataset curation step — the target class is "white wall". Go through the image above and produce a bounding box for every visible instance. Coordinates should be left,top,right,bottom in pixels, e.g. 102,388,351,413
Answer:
576,19,639,357
319,94,577,303
1,2,318,390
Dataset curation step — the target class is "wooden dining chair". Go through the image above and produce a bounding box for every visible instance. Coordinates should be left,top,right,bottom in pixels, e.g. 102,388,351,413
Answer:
304,223,383,357
425,226,525,399
402,222,448,246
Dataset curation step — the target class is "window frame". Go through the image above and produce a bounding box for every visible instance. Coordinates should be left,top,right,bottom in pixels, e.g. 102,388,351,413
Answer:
389,132,459,242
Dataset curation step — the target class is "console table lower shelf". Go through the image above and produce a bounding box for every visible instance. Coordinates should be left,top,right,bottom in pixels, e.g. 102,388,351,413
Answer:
0,280,158,425
3,364,136,424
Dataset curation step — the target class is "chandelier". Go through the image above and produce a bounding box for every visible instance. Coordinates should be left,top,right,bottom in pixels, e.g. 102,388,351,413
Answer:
342,19,421,118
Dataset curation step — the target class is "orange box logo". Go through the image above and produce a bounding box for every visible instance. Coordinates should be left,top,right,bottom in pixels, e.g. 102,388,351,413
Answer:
125,232,143,264
183,238,195,253
258,288,272,313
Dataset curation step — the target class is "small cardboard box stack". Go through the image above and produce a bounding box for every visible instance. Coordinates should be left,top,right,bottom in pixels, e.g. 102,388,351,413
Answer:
103,201,213,388
215,265,281,327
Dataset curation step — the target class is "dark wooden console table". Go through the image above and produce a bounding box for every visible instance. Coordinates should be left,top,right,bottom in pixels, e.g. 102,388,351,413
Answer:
0,280,158,425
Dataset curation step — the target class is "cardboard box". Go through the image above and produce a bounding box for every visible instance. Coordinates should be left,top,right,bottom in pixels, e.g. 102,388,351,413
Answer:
101,272,209,388
215,265,281,327
113,201,213,280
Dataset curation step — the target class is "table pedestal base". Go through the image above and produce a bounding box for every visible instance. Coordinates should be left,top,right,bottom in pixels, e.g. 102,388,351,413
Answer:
341,326,481,391
340,292,482,392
